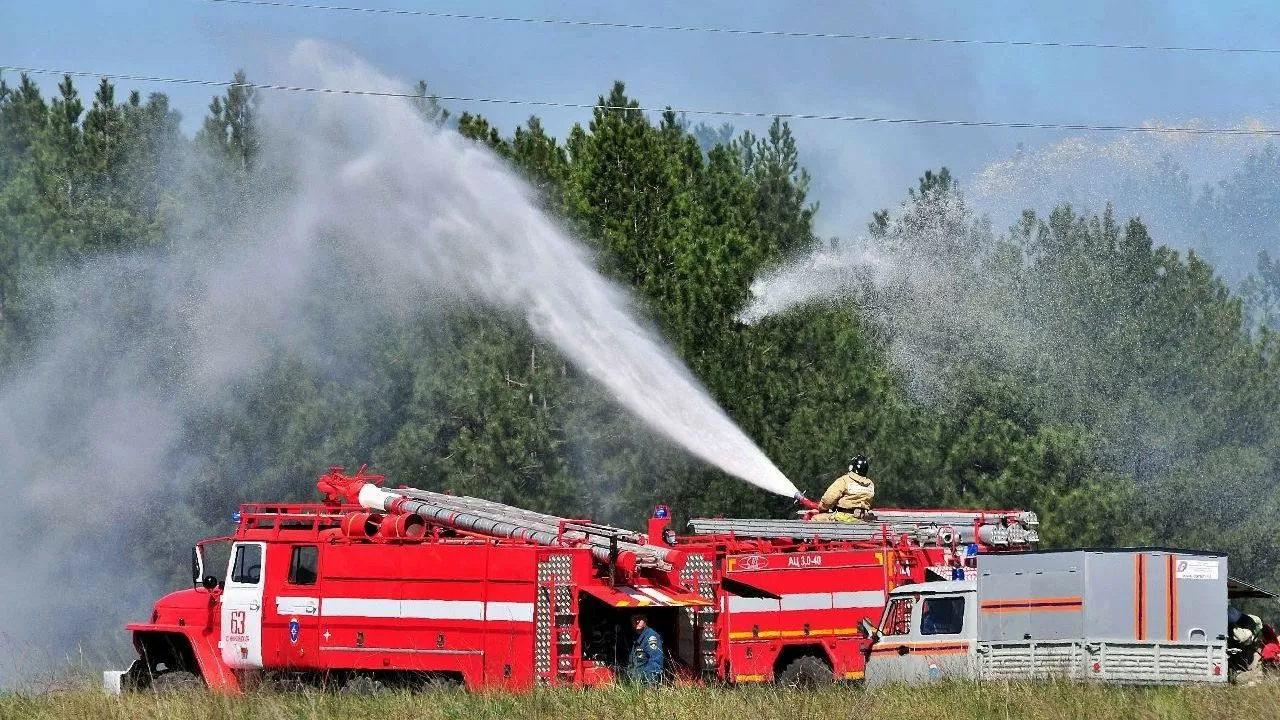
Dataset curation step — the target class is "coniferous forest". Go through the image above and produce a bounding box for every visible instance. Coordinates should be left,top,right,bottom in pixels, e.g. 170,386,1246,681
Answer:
1,69,1278,605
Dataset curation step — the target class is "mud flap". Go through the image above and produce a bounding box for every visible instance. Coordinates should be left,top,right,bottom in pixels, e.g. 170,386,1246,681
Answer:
103,659,146,694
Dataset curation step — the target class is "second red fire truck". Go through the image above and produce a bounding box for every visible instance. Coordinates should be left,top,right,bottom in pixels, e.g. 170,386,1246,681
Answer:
109,467,1040,693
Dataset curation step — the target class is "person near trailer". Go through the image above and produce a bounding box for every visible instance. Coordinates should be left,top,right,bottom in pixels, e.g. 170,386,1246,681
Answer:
1228,607,1266,681
811,455,875,522
629,613,664,686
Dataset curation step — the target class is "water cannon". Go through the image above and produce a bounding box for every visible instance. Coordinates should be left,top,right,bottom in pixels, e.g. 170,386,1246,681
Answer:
317,465,385,505
793,492,821,511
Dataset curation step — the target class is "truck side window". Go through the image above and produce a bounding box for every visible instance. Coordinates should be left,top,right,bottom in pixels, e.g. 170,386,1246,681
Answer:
882,597,914,636
230,544,262,585
921,596,965,635
288,546,319,585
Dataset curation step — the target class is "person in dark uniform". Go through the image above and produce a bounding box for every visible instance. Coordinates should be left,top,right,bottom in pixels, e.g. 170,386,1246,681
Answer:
629,613,664,686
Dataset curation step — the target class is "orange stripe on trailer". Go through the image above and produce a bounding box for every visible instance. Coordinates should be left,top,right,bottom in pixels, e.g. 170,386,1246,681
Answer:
980,596,1083,613
869,642,969,656
982,605,1081,614
980,595,1082,608
1166,554,1178,641
1135,554,1147,640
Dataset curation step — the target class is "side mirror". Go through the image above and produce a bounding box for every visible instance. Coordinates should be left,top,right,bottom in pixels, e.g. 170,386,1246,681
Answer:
202,575,219,591
859,617,879,641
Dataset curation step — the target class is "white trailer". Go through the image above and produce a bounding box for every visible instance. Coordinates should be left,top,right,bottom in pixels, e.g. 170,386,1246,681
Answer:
862,549,1230,685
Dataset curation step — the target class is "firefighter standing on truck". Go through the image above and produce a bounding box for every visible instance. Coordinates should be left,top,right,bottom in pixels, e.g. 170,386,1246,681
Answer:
812,455,875,522
629,614,664,686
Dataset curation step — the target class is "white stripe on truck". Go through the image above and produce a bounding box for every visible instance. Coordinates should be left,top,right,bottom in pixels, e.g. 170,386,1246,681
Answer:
318,597,533,622
727,591,885,614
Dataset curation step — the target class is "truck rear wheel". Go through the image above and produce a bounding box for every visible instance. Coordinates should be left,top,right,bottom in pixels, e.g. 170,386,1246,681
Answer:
776,655,833,688
341,674,388,694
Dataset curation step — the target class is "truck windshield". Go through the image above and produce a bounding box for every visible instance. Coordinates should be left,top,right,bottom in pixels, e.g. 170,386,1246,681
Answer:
921,596,965,635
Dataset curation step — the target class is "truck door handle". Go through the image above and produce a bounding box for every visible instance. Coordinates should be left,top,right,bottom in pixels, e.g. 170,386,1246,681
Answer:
896,645,910,656
249,603,260,611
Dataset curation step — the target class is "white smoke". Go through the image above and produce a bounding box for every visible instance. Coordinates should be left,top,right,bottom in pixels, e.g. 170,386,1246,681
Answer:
737,241,890,325
968,122,1280,279
741,191,1031,402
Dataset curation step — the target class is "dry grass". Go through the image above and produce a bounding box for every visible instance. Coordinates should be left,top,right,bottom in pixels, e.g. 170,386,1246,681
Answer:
2,682,1279,720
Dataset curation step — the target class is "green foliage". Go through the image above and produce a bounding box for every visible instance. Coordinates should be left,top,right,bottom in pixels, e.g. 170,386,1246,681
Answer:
0,73,183,357
1243,251,1280,330
409,80,450,127
2,72,1279,593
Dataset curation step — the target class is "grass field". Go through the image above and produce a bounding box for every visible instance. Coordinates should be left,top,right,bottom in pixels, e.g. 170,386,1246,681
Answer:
2,682,1277,720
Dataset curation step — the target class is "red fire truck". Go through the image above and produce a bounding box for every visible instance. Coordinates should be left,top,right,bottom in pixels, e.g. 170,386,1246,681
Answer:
109,467,1039,693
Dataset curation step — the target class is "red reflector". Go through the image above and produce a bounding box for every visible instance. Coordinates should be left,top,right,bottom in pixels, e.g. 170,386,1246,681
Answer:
1092,662,1101,673
1213,665,1222,676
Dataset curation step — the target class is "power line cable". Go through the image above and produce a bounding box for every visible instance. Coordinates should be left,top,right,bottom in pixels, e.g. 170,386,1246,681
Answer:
206,0,1280,56
4,64,1278,137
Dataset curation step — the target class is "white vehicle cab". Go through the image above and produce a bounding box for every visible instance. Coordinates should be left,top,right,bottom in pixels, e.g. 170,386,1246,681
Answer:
862,579,974,685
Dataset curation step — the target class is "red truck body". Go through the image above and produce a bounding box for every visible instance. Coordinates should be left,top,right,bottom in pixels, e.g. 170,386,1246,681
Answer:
123,468,1030,692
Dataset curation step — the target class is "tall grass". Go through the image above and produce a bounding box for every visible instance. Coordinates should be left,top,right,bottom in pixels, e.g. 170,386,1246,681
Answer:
1,682,1277,720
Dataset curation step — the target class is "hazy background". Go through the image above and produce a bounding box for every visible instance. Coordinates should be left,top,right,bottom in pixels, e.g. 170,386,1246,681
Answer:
7,0,1280,242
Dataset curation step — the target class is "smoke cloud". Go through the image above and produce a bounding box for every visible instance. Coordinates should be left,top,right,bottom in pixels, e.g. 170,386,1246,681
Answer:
968,123,1280,280
741,189,1033,404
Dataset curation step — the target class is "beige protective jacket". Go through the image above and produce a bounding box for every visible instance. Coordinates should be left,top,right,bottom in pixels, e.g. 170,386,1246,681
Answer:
819,471,875,512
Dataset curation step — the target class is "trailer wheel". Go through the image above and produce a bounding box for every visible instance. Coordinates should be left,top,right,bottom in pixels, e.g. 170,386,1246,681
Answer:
149,671,202,692
776,655,833,688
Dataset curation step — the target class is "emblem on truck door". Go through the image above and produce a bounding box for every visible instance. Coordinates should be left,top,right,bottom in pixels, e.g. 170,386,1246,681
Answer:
289,617,300,644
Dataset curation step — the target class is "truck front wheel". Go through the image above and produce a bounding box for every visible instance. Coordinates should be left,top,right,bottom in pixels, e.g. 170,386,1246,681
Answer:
149,671,203,692
776,655,834,688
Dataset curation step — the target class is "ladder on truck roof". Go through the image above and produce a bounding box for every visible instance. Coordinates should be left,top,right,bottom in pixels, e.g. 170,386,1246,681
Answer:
390,487,677,570
687,510,1040,549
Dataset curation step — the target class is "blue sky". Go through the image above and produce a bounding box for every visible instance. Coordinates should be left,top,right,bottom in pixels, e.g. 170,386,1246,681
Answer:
6,0,1280,236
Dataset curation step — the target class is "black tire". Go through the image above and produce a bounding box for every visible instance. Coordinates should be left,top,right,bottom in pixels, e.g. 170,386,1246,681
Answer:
149,670,203,692
341,674,387,695
776,655,834,688
120,659,151,691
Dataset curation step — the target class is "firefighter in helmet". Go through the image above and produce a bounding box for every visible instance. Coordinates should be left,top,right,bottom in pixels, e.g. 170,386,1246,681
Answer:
811,455,875,522
629,613,664,686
